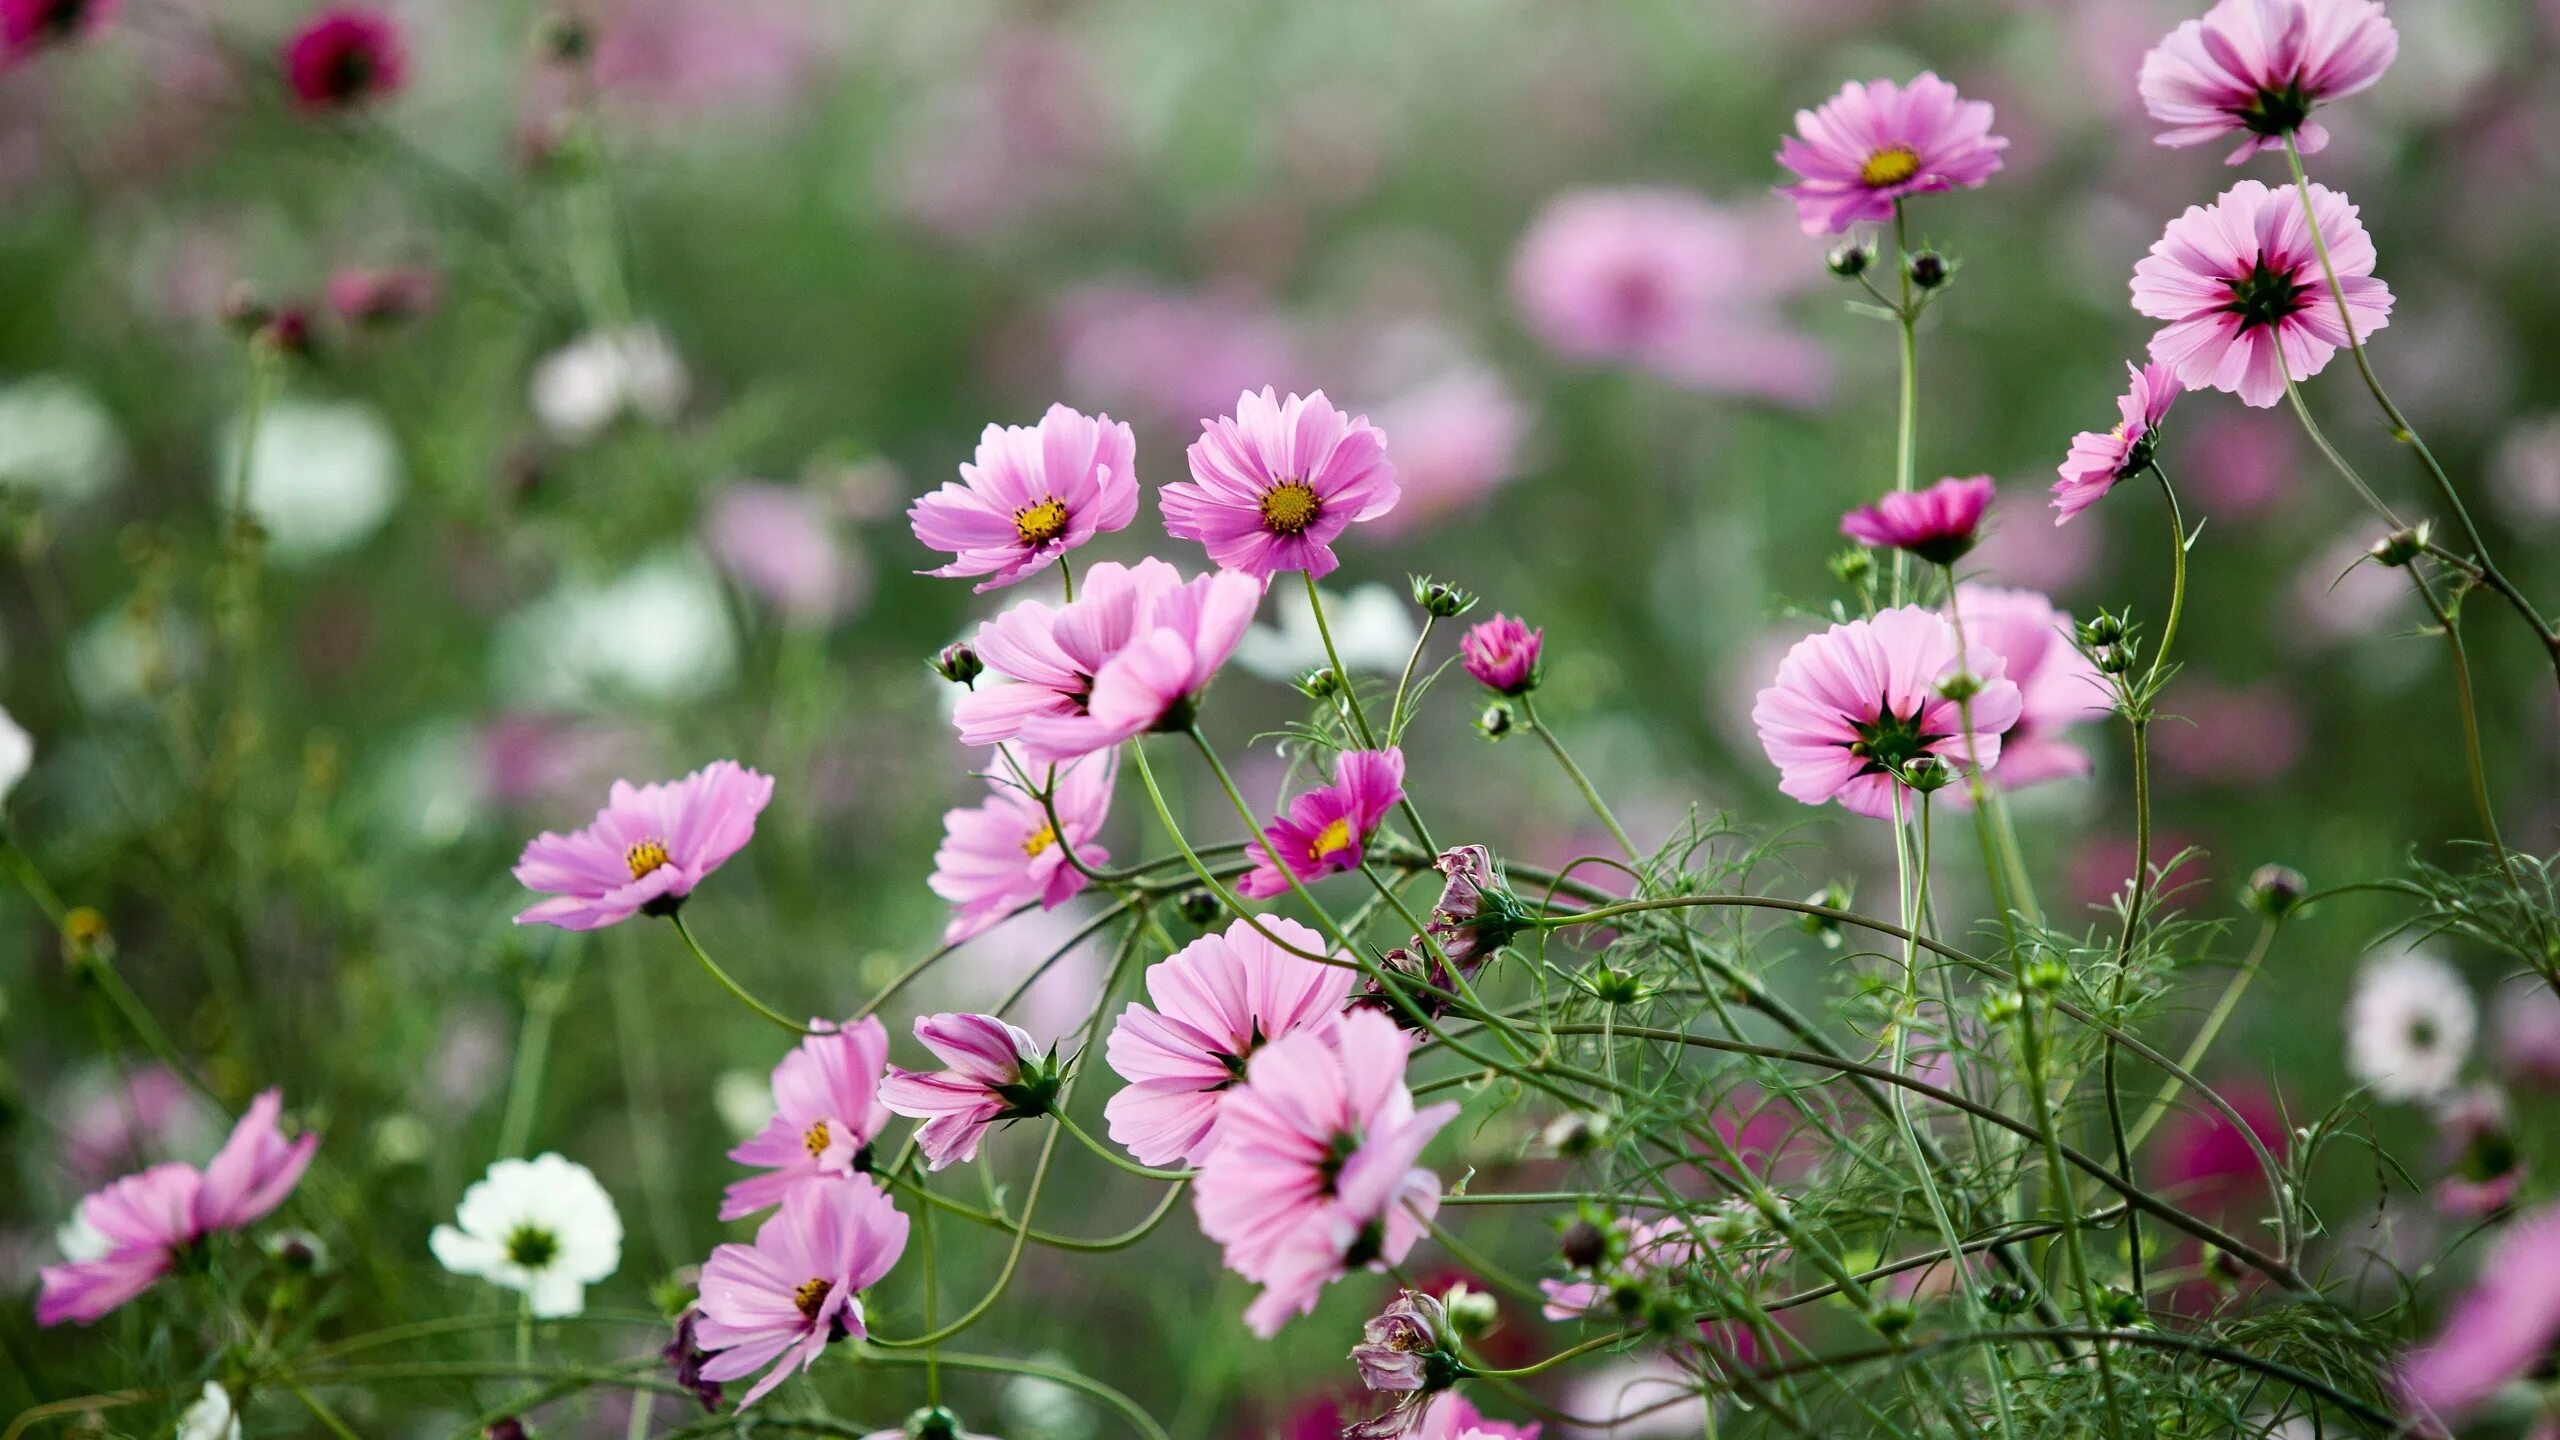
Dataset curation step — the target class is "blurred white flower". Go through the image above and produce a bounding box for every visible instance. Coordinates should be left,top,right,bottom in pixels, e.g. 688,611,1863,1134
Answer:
0,707,30,803
530,324,688,443
1561,1353,1709,1438
713,1067,780,1140
218,399,404,562
175,1382,240,1440
1001,1353,1099,1440
2492,414,2560,530
1234,582,1418,682
70,604,203,711
0,376,125,504
2347,947,2476,1104
430,1153,622,1317
494,549,738,708
374,722,487,846
55,1213,110,1264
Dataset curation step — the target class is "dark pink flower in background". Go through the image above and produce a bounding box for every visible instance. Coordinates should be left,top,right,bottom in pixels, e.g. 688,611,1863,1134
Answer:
692,1181,908,1409
722,1017,892,1221
706,482,863,624
2397,1202,2560,1427
1460,615,1542,697
2154,677,2304,787
281,7,406,112
909,404,1139,593
2066,829,2211,914
927,748,1114,944
326,265,440,325
2053,362,2181,524
2149,1077,2285,1216
2132,180,2392,407
1969,482,2108,596
879,1013,1053,1170
2497,981,2560,1091
1752,606,2023,819
2137,0,2398,164
512,761,774,930
1,0,119,67
1949,585,2110,794
1775,73,2007,233
1164,388,1399,581
1839,474,1995,564
2433,1087,2523,1220
1235,748,1406,899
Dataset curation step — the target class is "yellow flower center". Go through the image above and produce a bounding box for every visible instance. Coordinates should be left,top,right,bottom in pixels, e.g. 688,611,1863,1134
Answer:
626,838,672,880
1860,145,1921,187
1308,817,1356,861
1022,822,1059,857
1013,497,1070,546
1259,481,1321,536
793,1277,831,1322
803,1119,832,1158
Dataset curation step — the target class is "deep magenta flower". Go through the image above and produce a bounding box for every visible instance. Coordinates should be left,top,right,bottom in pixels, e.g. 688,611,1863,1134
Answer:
1774,74,2007,234
1163,388,1399,580
1948,585,2110,795
1,0,118,67
2132,179,2392,407
2398,1201,2560,1427
281,7,406,111
512,761,774,930
2138,0,2398,164
1838,475,1995,565
2053,362,2182,523
928,748,1114,945
879,1014,1056,1170
1235,748,1406,900
692,1181,909,1409
1751,606,2024,819
721,1017,893,1221
38,1091,317,1326
1102,916,1354,1167
908,404,1139,592
1460,615,1542,697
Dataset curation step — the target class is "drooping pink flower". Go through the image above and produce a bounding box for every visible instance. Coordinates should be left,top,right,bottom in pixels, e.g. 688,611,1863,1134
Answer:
2132,180,2392,408
512,761,775,930
1839,475,1995,564
1540,1215,1707,1320
879,1014,1055,1170
692,1180,909,1409
1751,606,2024,819
1949,585,2110,795
1460,615,1542,697
2397,1201,2560,1427
1102,916,1355,1167
1193,1009,1459,1336
281,7,406,112
908,404,1139,593
1235,749,1406,900
1163,388,1399,581
928,748,1114,945
1,0,118,66
2053,362,2182,523
721,1017,893,1221
1774,73,2008,234
2138,0,2398,165
705,482,861,623
326,265,440,325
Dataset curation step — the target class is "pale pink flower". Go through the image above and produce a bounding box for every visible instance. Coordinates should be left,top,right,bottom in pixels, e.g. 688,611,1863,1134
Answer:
1460,616,1542,697
1193,1009,1459,1336
2138,0,2398,164
908,404,1138,592
2053,363,2182,523
2132,180,2392,408
705,482,861,623
1163,388,1399,581
1047,280,1309,431
1839,475,1995,564
1751,606,2024,819
1950,585,2110,794
512,761,775,930
2153,677,2304,786
1540,1215,1706,1320
2497,981,2560,1090
1970,483,2107,595
62,1066,215,1185
1359,368,1529,537
692,1181,909,1408
928,748,1114,945
1102,916,1355,1166
1775,74,2008,234
879,1014,1054,1170
2177,409,2299,517
2397,1201,2560,1426
721,1018,894,1221
953,558,1180,751
1236,748,1406,900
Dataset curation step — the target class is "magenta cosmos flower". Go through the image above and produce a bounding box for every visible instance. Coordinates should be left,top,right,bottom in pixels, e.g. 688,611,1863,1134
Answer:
2132,179,2392,408
928,748,1114,945
513,761,774,930
1102,916,1355,1166
2398,1200,2560,1426
692,1180,909,1408
1235,748,1406,900
281,7,406,111
2138,0,2398,164
1751,605,2025,819
2053,362,2181,523
39,1090,317,1326
1193,1008,1459,1336
1,0,118,66
1162,387,1399,581
1774,73,2008,234
1460,615,1542,697
1947,585,2109,797
879,1013,1056,1170
1839,474,1995,565
721,1017,893,1221
908,404,1139,592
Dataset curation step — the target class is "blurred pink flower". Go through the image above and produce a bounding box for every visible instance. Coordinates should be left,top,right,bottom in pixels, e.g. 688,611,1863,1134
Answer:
62,1067,214,1185
1165,388,1399,581
2150,1077,2286,1216
2496,980,2560,1090
1970,483,2108,595
2397,1201,2560,1426
2433,1087,2523,1219
909,404,1139,593
893,24,1116,241
1775,74,2007,233
1235,748,1406,900
1540,1215,1704,1320
2286,526,2409,643
2138,0,2397,164
1358,367,1529,537
2133,180,2392,408
2054,363,2181,524
1841,475,1994,564
706,482,863,622
511,761,774,930
2173,409,2298,518
326,265,440,325
1049,281,1307,430
722,1017,893,1221
1752,606,2023,819
2154,677,2304,787
2066,829,2210,914
928,748,1113,944
1950,584,2110,794
2,0,118,68
282,8,405,112
692,1181,907,1408
587,0,843,125
475,714,644,809
880,1013,1052,1171
1461,615,1542,697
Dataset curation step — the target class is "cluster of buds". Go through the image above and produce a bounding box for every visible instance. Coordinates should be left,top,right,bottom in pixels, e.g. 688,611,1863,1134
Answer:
2078,609,2139,676
1358,847,1535,1027
1409,574,1478,620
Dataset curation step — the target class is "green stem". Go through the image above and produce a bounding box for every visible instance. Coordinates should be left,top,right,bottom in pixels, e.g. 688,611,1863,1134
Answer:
1051,1109,1192,1181
2128,917,2281,1150
1301,571,1381,750
666,912,810,1034
1518,695,1638,861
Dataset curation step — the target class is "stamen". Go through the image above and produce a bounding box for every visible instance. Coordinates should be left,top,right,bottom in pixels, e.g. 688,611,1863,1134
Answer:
626,838,672,880
793,1277,831,1322
1013,497,1070,547
803,1119,832,1158
1860,145,1921,187
1307,817,1356,861
1022,823,1059,858
1259,481,1321,536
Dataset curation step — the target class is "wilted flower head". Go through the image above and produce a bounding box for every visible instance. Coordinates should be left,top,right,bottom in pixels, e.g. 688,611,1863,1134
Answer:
429,1153,622,1318
281,7,406,111
2138,0,2398,164
1164,388,1399,581
1235,748,1406,900
692,1180,908,1408
1351,1290,1458,1393
1460,616,1542,697
511,761,774,930
1775,73,2008,234
879,1014,1057,1170
722,1017,893,1220
908,404,1139,592
2132,180,2392,408
1752,606,2024,819
2054,363,2181,523
1839,475,1995,565
2345,946,2474,1103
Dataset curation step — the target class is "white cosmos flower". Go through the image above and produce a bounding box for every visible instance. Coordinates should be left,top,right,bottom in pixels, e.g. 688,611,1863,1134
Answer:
0,375,125,504
530,324,688,444
0,706,30,803
430,1153,623,1317
1234,581,1419,682
492,549,738,708
176,1382,240,1440
218,399,404,562
2346,947,2476,1103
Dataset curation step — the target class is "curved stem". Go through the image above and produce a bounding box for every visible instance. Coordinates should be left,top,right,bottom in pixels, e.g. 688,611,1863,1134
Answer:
1302,571,1382,751
1518,694,1639,861
1051,1109,1192,1181
666,912,811,1034
1387,613,1436,743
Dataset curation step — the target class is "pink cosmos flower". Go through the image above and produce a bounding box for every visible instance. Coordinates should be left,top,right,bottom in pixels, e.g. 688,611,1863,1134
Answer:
1193,1008,1459,1336
1163,388,1399,581
62,1066,215,1185
1949,585,2110,794
721,1017,893,1221
38,1090,317,1326
1235,749,1406,900
1539,1215,1706,1320
281,7,405,112
2,0,119,66
512,761,775,930
1775,73,2008,234
2053,362,2182,523
705,482,861,623
1839,475,1995,565
2137,0,2398,164
2434,1087,2523,1220
2397,1201,2560,1426
2132,180,2393,408
1102,915,1355,1166
954,558,1178,750
879,1014,1055,1170
1751,606,2024,819
928,748,1114,945
2153,677,2305,787
908,404,1139,592
326,265,440,325
1460,615,1542,697
692,1180,909,1409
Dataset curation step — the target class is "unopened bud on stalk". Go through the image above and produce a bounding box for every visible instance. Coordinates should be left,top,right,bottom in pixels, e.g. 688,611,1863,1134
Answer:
2245,864,2308,919
1983,1283,2033,1317
1906,250,1952,289
2092,644,2135,675
1442,1283,1500,1340
486,1420,530,1440
1540,1110,1612,1158
2078,612,2125,647
1827,241,1873,278
1296,666,1345,700
1176,888,1222,927
1410,574,1477,619
905,1406,968,1440
1477,702,1514,740
931,642,981,686
1936,672,1982,703
1980,989,2023,1026
2098,1287,2147,1327
2370,523,2430,567
1899,755,1953,795
1871,1300,1918,1338
1828,546,1875,587
1559,1217,1610,1271
2023,958,2068,993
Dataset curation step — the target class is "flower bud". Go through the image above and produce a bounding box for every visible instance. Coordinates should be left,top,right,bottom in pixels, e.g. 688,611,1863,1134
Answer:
1828,546,1875,587
1176,887,1223,928
264,1229,331,1275
486,1421,530,1440
2098,1286,2147,1328
1585,964,1646,1006
1871,1300,1918,1338
1460,614,1542,697
1410,574,1478,619
534,11,593,61
1936,672,1982,704
2092,644,2135,675
2370,523,2430,567
1900,754,1953,794
1827,241,1873,278
2023,958,2068,993
1906,250,1951,289
1540,1110,1611,1159
1477,702,1514,740
1983,1283,2032,1317
1442,1282,1500,1340
932,642,982,686
905,1406,967,1440
1296,666,1345,700
2245,864,2308,920
1559,1218,1610,1271
1980,989,2023,1026
2078,612,2125,647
